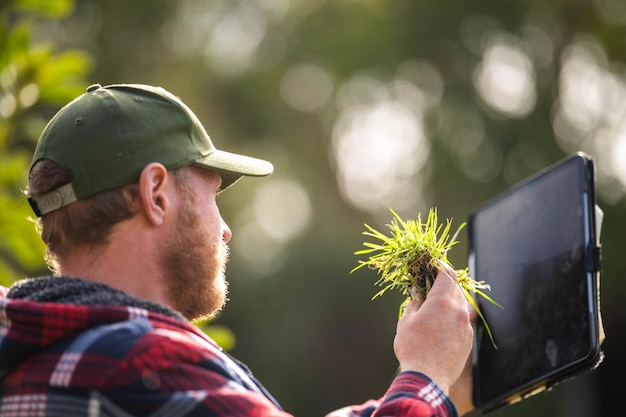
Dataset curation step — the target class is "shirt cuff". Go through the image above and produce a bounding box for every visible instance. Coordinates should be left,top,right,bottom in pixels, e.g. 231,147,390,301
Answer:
384,371,458,417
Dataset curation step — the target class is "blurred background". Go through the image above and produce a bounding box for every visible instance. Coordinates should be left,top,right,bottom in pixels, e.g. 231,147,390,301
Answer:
1,0,624,416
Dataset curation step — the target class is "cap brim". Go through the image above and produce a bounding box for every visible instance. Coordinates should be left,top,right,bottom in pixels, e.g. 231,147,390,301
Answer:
194,150,274,191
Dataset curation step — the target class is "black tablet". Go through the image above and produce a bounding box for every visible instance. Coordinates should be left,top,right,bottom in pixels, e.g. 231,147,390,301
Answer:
468,152,604,413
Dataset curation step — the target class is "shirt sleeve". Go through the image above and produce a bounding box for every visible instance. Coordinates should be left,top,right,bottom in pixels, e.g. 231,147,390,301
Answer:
326,372,458,417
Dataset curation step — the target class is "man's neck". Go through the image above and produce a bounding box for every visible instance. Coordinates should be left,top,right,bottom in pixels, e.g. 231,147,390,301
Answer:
58,220,172,312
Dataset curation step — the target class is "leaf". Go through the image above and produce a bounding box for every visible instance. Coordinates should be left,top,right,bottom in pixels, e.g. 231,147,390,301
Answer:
37,50,94,102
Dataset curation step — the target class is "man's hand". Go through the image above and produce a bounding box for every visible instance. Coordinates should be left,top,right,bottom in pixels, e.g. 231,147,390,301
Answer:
393,263,474,394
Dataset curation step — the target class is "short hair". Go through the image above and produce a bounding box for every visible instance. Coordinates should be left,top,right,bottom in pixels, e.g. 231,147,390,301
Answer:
27,160,192,274
27,159,139,273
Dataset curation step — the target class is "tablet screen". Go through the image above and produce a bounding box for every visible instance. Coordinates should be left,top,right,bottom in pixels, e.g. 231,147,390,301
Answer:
469,153,599,410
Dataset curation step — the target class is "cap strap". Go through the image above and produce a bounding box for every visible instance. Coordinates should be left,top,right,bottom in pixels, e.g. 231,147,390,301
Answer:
28,183,78,217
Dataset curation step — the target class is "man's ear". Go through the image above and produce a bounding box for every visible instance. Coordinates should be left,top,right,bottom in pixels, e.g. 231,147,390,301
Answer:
138,163,170,226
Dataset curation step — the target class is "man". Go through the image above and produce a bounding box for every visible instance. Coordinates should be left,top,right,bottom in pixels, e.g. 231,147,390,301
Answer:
0,84,473,416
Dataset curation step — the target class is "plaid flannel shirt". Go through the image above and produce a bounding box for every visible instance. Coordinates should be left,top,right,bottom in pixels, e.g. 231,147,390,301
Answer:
0,287,457,417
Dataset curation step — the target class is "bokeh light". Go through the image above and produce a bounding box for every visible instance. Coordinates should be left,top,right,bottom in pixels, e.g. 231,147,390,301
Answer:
280,63,334,114
331,72,433,217
231,178,312,278
553,36,626,203
473,32,537,118
254,179,312,242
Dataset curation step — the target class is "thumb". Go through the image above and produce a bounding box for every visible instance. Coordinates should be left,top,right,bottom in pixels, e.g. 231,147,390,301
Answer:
426,261,459,297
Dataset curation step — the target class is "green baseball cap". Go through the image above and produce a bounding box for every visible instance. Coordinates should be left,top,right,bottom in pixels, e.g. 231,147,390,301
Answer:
28,83,273,217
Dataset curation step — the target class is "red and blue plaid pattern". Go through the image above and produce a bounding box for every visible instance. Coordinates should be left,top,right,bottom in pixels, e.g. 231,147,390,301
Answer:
0,294,457,417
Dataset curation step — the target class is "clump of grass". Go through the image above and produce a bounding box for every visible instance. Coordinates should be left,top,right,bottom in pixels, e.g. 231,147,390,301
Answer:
351,207,500,348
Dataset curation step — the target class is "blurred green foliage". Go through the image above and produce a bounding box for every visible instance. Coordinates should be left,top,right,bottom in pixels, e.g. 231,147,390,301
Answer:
0,0,92,284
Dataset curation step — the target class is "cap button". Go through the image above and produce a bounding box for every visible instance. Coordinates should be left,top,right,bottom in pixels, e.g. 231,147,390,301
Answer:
86,83,102,93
